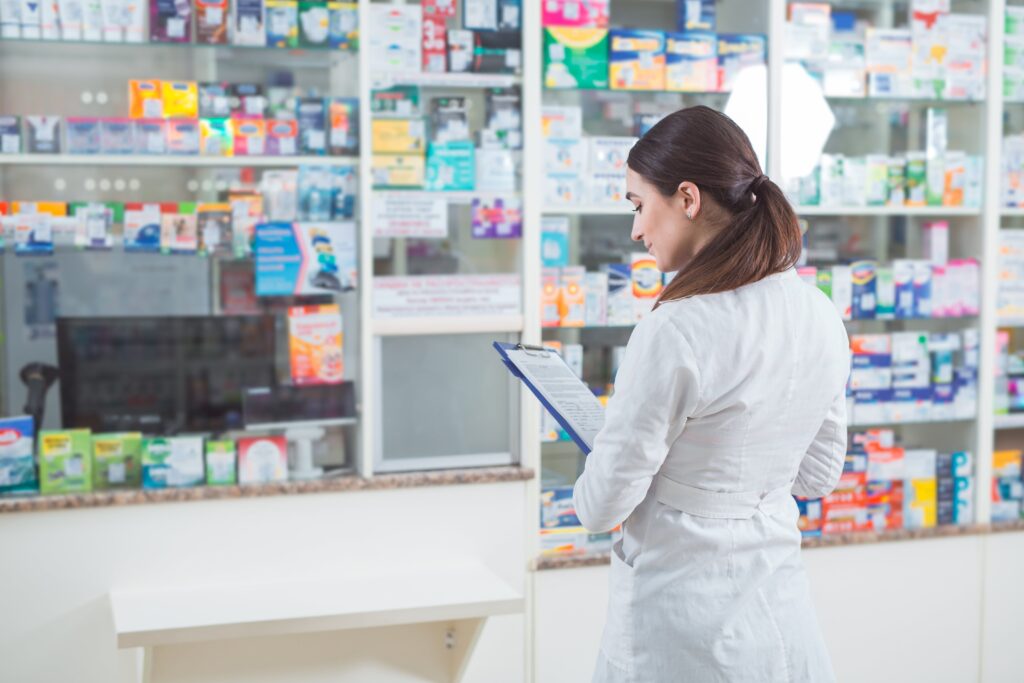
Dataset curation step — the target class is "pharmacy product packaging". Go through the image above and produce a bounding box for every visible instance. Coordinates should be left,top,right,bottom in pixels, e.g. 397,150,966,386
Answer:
150,0,190,41
298,165,334,221
631,252,662,321
197,202,233,255
99,118,135,154
25,116,61,154
717,34,766,92
199,118,232,156
0,416,37,495
205,440,237,485
795,497,822,536
448,29,473,72
905,152,927,205
92,433,142,490
544,138,587,174
851,260,877,320
542,0,607,27
912,260,933,318
584,271,608,326
604,263,632,325
587,172,626,205
39,429,92,495
470,196,521,239
238,435,289,484
371,154,425,188
609,29,666,91
298,0,329,46
543,27,609,89
831,264,852,321
254,221,357,295
426,141,475,192
543,172,583,206
232,119,266,156
541,486,581,528
371,118,425,154
266,0,298,47
142,436,204,488
541,216,570,268
475,149,517,192
0,115,20,154
160,204,198,253
563,343,583,378
65,117,102,154
588,136,634,174
1,0,20,37
369,3,421,72
558,266,586,327
922,220,949,265
266,119,299,156
849,334,893,391
328,0,357,49
124,202,171,251
288,304,344,385
678,0,714,31
162,80,199,118
875,267,895,320
992,449,1022,478
129,79,164,118
163,115,199,148
541,268,561,327
297,97,328,155
233,0,266,45
195,0,228,43
329,98,358,155
471,30,522,74
422,15,446,72
666,31,717,92
131,118,164,154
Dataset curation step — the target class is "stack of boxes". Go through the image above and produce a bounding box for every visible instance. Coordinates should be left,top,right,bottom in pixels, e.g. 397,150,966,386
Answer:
542,0,765,93
541,106,634,207
785,1,987,100
797,429,975,538
847,329,978,426
540,485,618,557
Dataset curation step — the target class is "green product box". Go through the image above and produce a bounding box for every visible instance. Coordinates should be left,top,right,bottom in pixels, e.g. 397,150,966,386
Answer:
865,155,889,206
816,269,833,300
39,429,92,495
206,440,238,486
425,141,475,191
876,267,895,320
142,436,205,489
92,433,142,490
886,158,906,206
298,0,330,47
926,157,946,206
905,153,927,206
543,27,609,90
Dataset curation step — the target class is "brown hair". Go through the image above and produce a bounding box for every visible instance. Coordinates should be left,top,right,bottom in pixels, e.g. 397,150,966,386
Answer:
627,106,802,307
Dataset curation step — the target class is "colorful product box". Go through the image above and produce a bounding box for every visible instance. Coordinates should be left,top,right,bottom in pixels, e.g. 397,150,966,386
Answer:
297,97,328,155
288,304,344,385
25,115,61,154
329,98,359,155
196,0,229,43
559,266,587,327
233,0,266,46
666,31,718,92
541,486,582,528
162,81,199,118
425,140,475,191
541,217,570,268
238,435,289,484
541,268,561,327
266,0,299,47
0,416,37,495
142,436,204,488
266,119,299,156
124,202,171,252
992,476,1023,522
129,79,164,119
542,0,608,27
92,433,142,490
99,118,135,154
717,34,766,92
422,15,446,72
232,119,266,156
39,429,92,495
796,497,823,536
197,202,233,255
160,204,198,253
166,119,201,154
205,440,237,485
850,334,892,391
150,0,192,42
134,119,166,154
543,27,609,89
298,0,330,46
912,260,933,318
850,260,877,320
609,29,666,91
66,117,102,154
631,252,663,321
584,271,609,326
471,197,522,239
371,154,425,188
448,28,474,72
605,262,633,325
866,480,904,531
200,118,233,156
328,1,357,49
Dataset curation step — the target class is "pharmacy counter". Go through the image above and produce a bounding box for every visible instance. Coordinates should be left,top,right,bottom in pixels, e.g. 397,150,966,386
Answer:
0,466,534,514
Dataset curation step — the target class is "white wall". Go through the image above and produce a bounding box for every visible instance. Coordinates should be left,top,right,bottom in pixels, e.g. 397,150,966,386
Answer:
535,532,1024,683
0,481,529,683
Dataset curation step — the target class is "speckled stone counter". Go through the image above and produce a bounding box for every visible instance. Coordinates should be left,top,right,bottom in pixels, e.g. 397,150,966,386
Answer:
536,521,1024,571
0,466,535,514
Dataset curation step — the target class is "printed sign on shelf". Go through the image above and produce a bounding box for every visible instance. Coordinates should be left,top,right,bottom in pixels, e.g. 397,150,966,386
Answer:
373,274,522,318
254,221,357,296
372,194,449,238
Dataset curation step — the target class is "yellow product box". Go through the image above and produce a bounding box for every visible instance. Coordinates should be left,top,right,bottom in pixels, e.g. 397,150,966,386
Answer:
371,154,425,188
903,478,937,529
609,28,666,91
371,118,425,154
161,80,199,119
12,201,67,216
558,266,586,327
993,449,1022,477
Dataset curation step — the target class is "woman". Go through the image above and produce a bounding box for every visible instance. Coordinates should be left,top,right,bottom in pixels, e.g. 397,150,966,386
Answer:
574,106,850,682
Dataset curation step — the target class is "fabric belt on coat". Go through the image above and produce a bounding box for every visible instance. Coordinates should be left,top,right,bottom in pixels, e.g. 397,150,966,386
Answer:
651,474,794,520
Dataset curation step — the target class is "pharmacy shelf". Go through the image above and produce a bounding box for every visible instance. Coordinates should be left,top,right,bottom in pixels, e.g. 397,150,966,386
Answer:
826,95,983,106
997,317,1024,327
0,37,354,54
542,324,635,331
848,417,975,429
542,205,632,215
371,72,520,90
373,189,520,204
372,315,524,337
796,205,982,217
0,154,358,167
1001,208,1024,217
994,414,1024,430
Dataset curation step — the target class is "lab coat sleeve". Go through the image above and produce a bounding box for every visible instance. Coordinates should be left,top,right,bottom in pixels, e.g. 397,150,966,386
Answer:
791,387,848,499
573,314,702,533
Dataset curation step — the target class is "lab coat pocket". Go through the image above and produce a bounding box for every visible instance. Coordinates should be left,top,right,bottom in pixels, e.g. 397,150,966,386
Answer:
600,537,637,676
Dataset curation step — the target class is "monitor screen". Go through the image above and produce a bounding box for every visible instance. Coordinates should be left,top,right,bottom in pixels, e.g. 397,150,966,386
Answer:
56,315,279,434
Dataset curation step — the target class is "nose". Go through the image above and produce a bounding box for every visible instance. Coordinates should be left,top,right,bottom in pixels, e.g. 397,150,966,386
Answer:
630,217,642,242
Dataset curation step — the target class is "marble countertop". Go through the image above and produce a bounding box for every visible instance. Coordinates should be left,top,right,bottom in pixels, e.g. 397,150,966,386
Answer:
0,466,536,515
535,521,1024,571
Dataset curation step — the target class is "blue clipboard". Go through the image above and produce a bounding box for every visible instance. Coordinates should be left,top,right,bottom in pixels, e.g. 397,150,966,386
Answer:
493,341,593,455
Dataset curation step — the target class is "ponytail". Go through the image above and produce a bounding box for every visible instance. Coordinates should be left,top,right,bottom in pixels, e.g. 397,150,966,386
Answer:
625,106,803,307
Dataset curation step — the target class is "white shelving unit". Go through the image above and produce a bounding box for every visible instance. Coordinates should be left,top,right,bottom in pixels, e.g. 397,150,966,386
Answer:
796,205,983,216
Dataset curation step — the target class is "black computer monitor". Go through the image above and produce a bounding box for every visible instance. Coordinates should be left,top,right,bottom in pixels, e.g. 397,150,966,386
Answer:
56,315,280,434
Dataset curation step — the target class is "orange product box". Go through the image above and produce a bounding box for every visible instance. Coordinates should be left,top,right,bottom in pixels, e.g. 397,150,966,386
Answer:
232,118,267,156
559,266,586,327
129,80,164,119
542,268,561,327
12,201,67,216
288,304,344,385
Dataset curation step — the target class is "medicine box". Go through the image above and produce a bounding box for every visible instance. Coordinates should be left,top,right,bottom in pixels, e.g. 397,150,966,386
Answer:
205,440,237,485
39,429,93,495
609,29,666,91
666,31,718,92
238,435,289,484
543,27,609,89
0,416,37,495
142,436,205,488
92,433,142,490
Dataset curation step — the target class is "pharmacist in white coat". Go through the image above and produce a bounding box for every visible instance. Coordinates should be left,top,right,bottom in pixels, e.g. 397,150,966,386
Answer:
575,107,850,683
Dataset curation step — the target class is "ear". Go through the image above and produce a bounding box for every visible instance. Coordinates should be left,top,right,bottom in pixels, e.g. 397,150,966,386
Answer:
677,181,701,219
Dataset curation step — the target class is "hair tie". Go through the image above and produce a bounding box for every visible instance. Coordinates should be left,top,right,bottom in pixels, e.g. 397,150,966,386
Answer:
749,175,769,195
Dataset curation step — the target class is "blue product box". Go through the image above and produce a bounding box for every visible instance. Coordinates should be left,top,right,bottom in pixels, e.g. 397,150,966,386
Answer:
297,165,334,221
100,119,135,154
0,416,37,495
891,387,932,422
851,260,877,320
541,217,570,268
134,120,167,154
795,497,822,536
296,97,327,155
329,2,358,49
676,0,715,31
425,140,475,191
0,115,22,153
665,31,718,92
913,261,933,318
541,485,582,529
717,34,766,92
852,388,892,425
66,118,102,154
893,259,916,319
331,165,357,219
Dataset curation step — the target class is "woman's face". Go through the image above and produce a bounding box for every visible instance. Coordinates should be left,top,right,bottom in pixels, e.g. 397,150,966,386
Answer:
625,167,703,273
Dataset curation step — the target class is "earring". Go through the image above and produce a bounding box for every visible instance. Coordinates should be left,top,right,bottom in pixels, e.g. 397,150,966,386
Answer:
686,210,693,220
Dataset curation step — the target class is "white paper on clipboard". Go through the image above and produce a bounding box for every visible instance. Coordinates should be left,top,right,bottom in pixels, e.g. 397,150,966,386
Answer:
500,345,605,451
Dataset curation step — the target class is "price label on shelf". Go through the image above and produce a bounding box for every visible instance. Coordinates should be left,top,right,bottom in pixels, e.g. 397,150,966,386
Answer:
373,274,522,319
372,194,448,238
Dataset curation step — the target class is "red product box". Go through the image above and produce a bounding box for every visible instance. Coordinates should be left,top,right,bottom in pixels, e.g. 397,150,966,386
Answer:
822,501,871,534
866,480,904,531
237,435,289,484
423,0,456,19
266,119,299,156
232,119,267,156
423,16,447,73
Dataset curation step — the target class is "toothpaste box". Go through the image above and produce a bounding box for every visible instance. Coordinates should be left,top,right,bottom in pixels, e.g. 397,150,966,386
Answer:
142,436,205,489
666,31,718,92
92,433,142,490
0,416,37,495
544,27,610,89
609,29,666,91
39,429,93,495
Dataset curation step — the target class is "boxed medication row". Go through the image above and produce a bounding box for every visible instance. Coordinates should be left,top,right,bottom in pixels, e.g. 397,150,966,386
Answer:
540,252,667,327
539,484,619,556
991,450,1024,522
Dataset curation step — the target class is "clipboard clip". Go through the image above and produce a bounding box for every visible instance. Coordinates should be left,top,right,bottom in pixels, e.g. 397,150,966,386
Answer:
516,343,550,357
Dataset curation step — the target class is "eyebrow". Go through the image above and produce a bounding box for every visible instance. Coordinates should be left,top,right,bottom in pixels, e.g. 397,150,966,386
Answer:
625,192,640,202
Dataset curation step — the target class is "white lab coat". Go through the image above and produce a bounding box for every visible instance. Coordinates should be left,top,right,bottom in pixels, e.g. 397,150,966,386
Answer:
574,268,850,683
